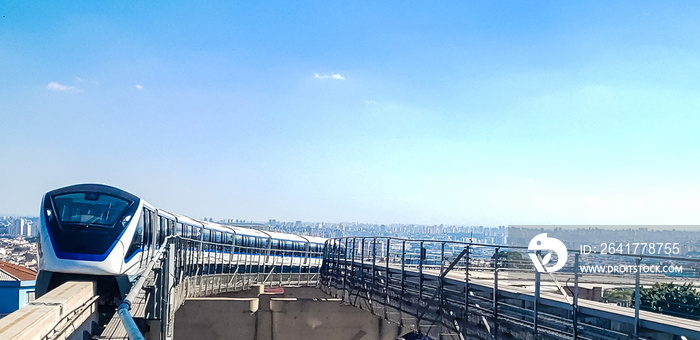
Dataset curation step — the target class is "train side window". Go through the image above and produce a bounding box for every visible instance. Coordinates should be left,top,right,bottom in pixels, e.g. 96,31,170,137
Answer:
155,216,160,248
203,230,210,242
235,235,243,246
176,223,183,236
192,226,201,240
215,232,222,244
124,213,144,260
160,217,166,244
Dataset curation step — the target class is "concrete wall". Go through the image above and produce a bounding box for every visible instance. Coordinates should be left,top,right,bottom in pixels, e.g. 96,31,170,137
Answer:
174,287,408,340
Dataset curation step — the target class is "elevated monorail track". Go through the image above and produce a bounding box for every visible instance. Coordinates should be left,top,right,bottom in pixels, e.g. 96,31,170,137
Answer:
321,237,700,340
1,232,323,340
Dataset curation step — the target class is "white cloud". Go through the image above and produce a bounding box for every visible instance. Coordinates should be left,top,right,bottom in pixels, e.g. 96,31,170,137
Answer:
314,72,345,80
47,82,78,92
365,100,377,105
135,84,144,90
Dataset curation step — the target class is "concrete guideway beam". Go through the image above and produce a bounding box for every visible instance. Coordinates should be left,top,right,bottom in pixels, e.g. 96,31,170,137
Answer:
0,281,98,340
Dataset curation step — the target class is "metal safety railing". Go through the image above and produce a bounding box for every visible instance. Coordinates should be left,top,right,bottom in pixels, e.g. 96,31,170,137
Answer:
320,237,700,340
118,235,323,340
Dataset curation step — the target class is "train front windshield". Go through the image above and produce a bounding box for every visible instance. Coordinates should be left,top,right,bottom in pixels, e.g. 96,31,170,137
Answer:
46,191,136,257
53,192,131,226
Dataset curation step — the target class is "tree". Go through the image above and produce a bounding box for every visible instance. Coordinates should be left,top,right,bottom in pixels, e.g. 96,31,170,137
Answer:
637,282,700,320
604,288,633,304
491,251,532,269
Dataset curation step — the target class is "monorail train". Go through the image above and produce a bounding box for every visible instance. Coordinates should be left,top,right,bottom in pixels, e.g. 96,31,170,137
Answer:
36,183,326,302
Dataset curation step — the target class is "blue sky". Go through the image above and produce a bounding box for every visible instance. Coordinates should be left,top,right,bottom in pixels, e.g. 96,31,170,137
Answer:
2,2,700,225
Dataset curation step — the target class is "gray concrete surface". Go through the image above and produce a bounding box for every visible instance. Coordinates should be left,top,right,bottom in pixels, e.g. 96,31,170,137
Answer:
174,286,409,340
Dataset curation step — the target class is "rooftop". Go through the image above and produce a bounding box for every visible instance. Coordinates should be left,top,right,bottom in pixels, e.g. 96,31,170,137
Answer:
0,260,37,281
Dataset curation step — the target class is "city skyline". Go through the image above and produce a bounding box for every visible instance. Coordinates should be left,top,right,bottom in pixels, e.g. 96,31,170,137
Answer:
2,3,700,225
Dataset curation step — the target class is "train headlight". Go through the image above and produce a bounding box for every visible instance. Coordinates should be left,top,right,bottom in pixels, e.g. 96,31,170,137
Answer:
46,209,54,222
122,215,132,228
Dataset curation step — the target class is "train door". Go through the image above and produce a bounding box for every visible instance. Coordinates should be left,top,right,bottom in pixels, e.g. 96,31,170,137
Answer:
155,216,161,250
142,208,156,265
156,216,166,250
264,237,272,263
303,242,310,265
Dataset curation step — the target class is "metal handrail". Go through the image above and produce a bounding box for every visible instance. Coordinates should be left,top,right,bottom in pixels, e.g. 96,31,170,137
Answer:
327,236,700,263
118,236,177,340
322,236,700,340
117,234,325,340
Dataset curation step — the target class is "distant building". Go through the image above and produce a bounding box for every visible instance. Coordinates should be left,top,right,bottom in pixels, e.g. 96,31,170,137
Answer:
9,219,35,238
9,219,23,236
0,260,37,316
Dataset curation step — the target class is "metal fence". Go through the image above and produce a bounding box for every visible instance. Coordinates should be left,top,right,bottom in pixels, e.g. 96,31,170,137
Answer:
320,237,700,340
119,235,324,340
